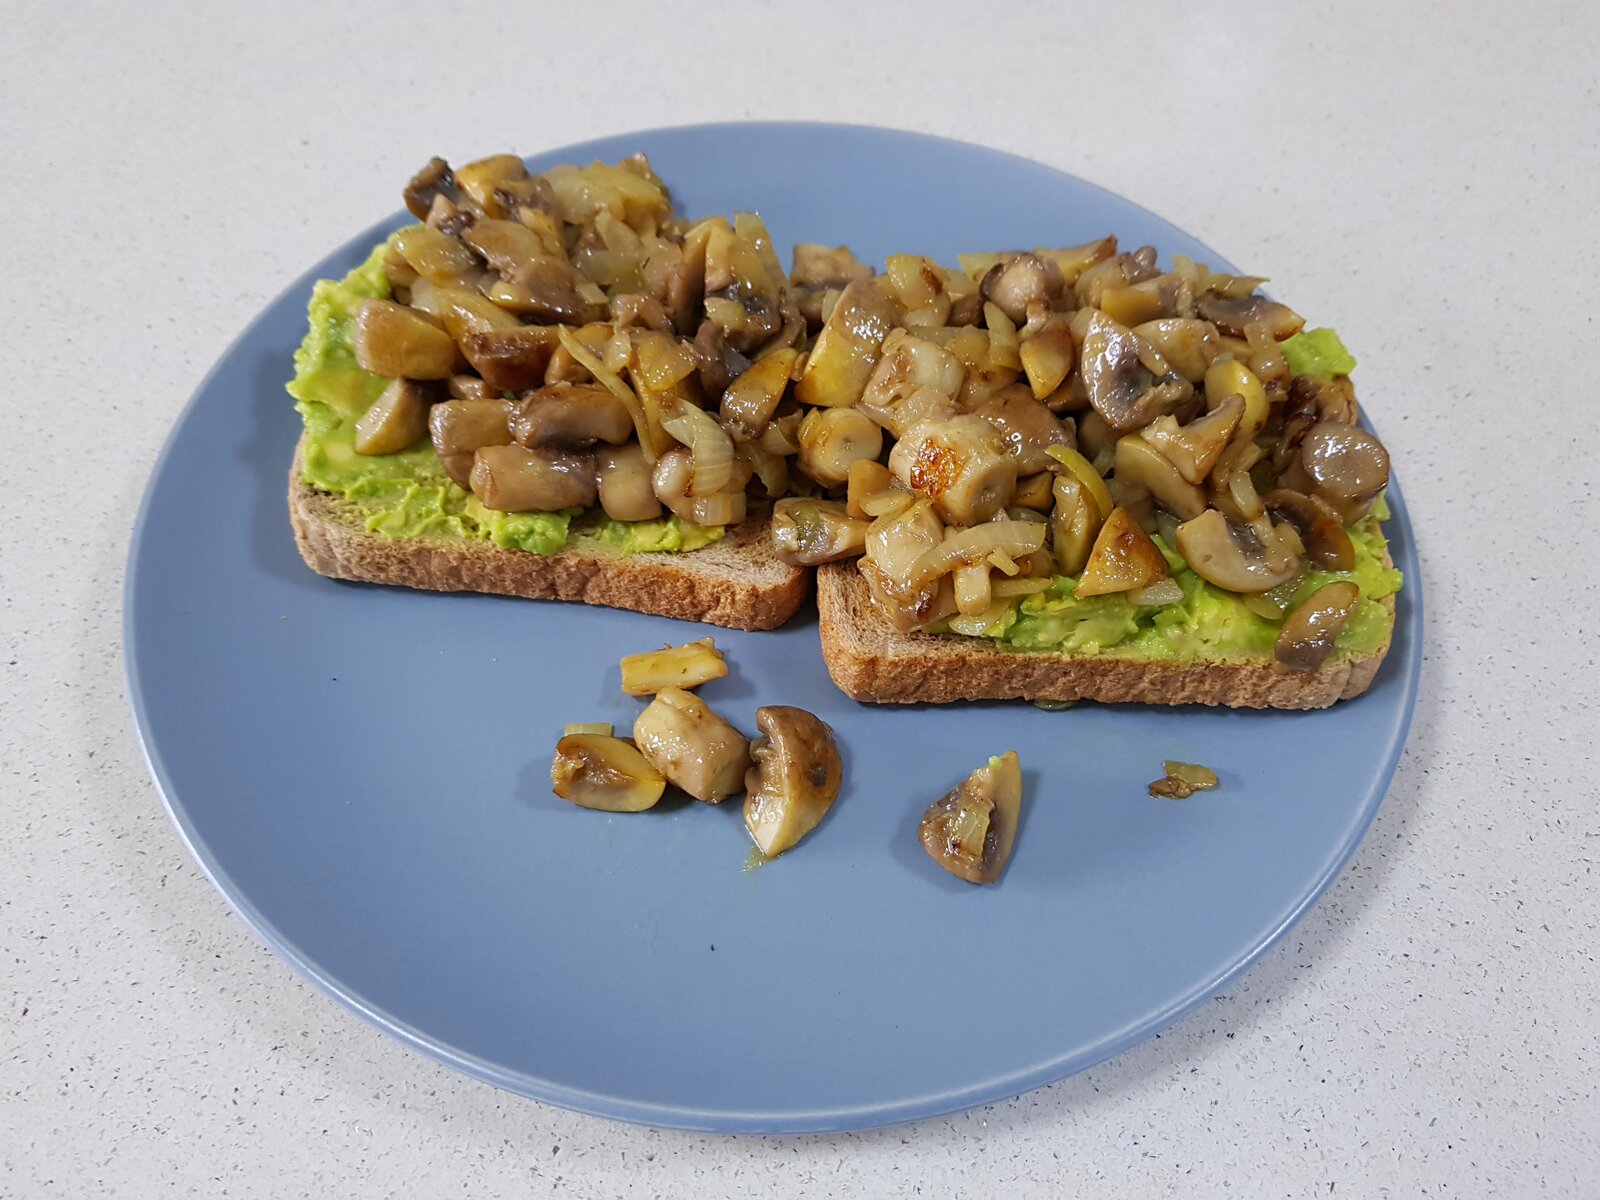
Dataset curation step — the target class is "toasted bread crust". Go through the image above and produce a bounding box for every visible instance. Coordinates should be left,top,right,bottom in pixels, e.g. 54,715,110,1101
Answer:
288,439,809,631
816,562,1395,709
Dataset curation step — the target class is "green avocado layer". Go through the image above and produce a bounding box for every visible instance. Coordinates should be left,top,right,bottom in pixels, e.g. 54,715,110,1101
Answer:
286,240,724,557
940,514,1401,662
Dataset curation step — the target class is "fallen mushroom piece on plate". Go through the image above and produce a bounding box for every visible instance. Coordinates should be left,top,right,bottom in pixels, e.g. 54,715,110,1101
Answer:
551,733,667,812
918,751,1024,884
632,687,751,804
619,639,728,696
743,707,844,858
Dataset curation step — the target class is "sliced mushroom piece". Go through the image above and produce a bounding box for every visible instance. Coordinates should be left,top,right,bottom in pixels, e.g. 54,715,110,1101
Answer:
1050,474,1101,576
719,347,797,441
631,330,701,391
888,415,1018,526
1196,294,1305,340
980,253,1059,324
846,459,897,519
757,295,807,357
1074,506,1170,597
1294,422,1391,523
462,219,546,275
1113,436,1208,520
743,707,844,857
453,153,529,217
594,443,663,522
459,327,560,391
1138,392,1244,485
490,175,559,225
858,329,965,435
1275,581,1362,670
424,193,473,239
393,223,478,284
469,444,597,512
1035,236,1117,286
409,282,523,344
1012,471,1055,512
638,235,707,336
446,374,497,403
620,639,728,696
1264,489,1355,570
1131,318,1222,383
551,734,666,813
797,407,883,488
429,397,513,487
795,280,901,408
352,300,457,380
946,292,983,327
511,383,634,449
692,318,752,400
918,751,1023,885
1074,251,1153,308
971,383,1075,474
1288,387,1366,437
1174,508,1301,593
1017,307,1076,399
791,243,874,330
791,242,875,289
1106,275,1183,326
490,257,604,324
403,156,456,220
353,379,432,456
1202,357,1269,448
771,498,867,565
1075,409,1117,468
632,687,751,804
699,216,784,353
1276,374,1359,469
1079,312,1194,433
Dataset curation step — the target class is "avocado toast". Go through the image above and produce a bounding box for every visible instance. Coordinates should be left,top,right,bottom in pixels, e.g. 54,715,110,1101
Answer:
286,153,809,629
287,150,1401,702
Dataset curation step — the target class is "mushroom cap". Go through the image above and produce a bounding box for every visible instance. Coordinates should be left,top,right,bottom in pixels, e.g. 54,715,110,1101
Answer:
1300,421,1391,507
743,707,843,857
1174,508,1301,594
1079,312,1194,433
1264,488,1355,571
1275,581,1362,670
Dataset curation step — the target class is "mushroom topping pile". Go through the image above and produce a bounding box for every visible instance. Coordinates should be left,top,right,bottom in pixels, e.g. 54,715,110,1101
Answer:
358,152,807,528
355,153,1389,671
756,242,1389,670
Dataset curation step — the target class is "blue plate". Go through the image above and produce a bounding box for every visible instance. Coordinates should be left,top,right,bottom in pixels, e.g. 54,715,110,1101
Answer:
125,123,1421,1133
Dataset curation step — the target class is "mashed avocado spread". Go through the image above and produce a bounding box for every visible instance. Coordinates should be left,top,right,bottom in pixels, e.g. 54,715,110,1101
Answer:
933,512,1401,662
930,325,1401,662
287,240,724,556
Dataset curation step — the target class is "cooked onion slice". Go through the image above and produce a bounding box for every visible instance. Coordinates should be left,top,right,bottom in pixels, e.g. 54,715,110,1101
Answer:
661,403,736,495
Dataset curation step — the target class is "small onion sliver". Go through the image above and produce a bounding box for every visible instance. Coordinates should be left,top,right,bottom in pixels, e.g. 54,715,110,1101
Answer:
907,521,1047,591
1130,579,1185,607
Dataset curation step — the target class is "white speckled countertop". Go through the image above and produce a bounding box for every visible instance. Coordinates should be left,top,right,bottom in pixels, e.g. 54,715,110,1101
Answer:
4,1,1597,1194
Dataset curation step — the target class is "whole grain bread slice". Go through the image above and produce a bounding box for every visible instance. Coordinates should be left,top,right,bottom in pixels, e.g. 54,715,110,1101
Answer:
288,438,809,630
815,560,1396,709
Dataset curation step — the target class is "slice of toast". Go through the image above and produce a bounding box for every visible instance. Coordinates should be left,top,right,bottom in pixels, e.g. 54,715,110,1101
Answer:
288,438,809,630
815,561,1395,709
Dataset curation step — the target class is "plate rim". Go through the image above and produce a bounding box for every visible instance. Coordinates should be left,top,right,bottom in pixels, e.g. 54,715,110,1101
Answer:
123,120,1423,1134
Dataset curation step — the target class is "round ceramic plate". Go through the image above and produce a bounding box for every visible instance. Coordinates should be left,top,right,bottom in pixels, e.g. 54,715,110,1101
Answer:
126,123,1421,1133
